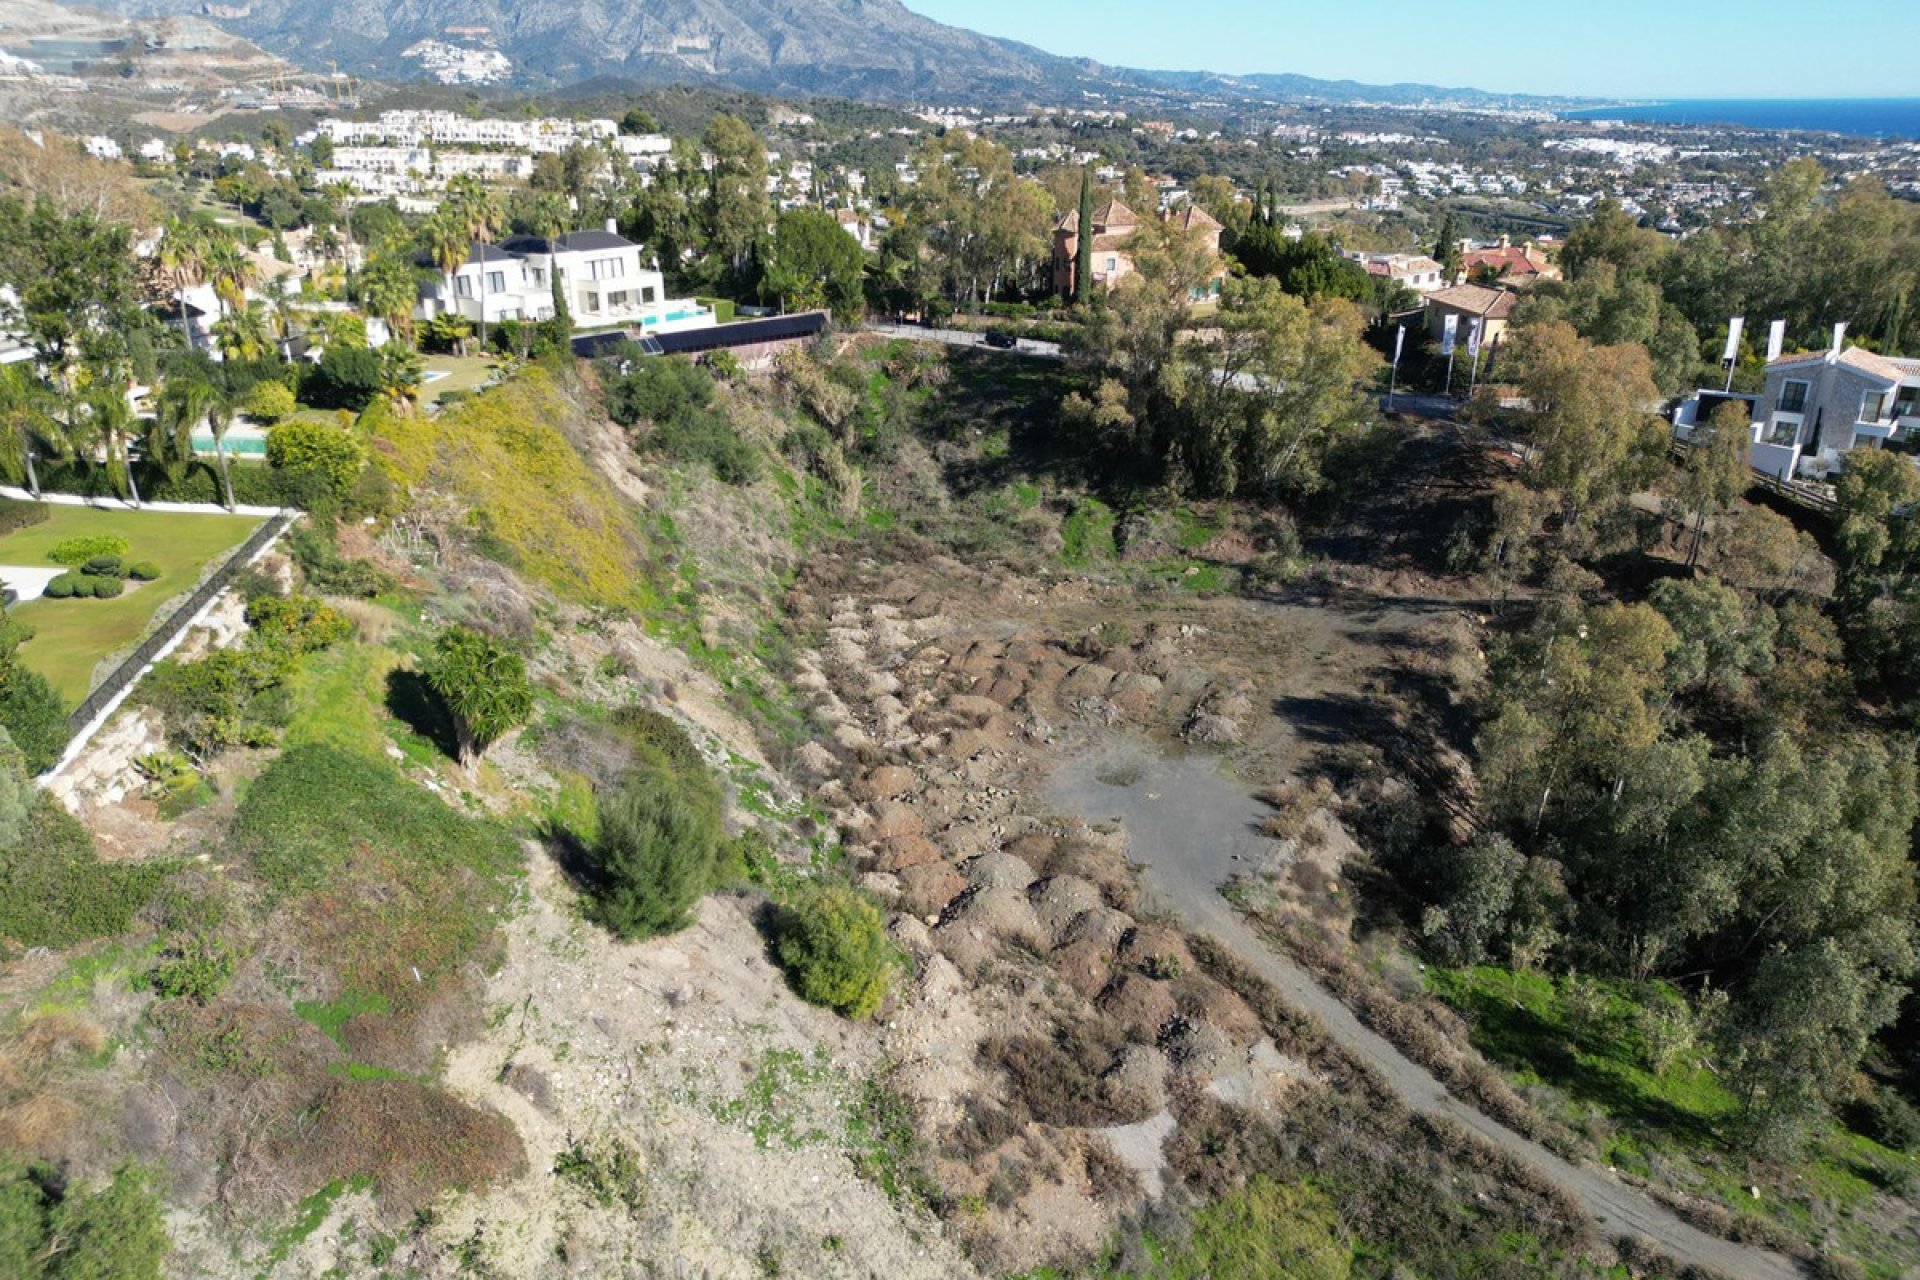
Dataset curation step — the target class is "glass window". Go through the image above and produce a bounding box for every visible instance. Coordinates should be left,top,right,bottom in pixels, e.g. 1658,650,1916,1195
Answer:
1863,391,1889,422
486,271,505,295
1767,418,1799,446
1895,386,1920,418
455,276,473,299
1777,380,1809,413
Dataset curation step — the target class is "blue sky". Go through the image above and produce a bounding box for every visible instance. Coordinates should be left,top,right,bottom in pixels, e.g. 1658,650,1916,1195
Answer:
900,0,1920,100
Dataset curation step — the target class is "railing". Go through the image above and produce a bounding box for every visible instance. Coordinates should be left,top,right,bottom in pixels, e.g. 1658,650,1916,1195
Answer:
63,513,295,736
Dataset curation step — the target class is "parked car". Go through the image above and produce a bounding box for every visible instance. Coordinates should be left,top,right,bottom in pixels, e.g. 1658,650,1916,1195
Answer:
983,329,1018,349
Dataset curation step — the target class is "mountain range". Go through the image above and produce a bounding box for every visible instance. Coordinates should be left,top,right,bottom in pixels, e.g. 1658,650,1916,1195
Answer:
89,0,1585,106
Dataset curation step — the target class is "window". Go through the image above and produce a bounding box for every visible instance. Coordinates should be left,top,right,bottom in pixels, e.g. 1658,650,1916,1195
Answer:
589,256,625,281
1777,379,1809,414
1863,391,1889,422
1106,256,1116,272
529,268,545,286
455,275,473,299
486,271,505,295
1895,386,1920,419
585,292,600,312
641,286,657,304
607,291,629,309
1767,418,1799,446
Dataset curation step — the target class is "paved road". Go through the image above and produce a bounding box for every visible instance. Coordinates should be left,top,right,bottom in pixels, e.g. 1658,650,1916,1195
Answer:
1048,741,1805,1280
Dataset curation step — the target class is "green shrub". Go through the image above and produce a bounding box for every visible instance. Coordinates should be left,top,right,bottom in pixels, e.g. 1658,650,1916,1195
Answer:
144,934,235,1003
47,534,130,566
610,705,708,779
302,344,383,411
245,378,297,425
0,498,50,537
244,594,354,653
1155,1176,1353,1280
0,1160,169,1280
1863,1090,1920,1153
127,561,161,581
140,648,293,760
83,555,125,578
267,419,368,503
0,794,167,949
583,768,722,941
42,575,78,600
772,883,894,1019
0,666,67,773
89,575,125,599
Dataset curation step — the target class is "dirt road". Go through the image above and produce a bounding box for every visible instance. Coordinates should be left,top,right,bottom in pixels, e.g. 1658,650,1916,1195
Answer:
1047,740,1806,1280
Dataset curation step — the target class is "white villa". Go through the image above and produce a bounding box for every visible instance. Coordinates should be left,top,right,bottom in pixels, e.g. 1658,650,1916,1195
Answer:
1674,344,1920,480
418,221,715,337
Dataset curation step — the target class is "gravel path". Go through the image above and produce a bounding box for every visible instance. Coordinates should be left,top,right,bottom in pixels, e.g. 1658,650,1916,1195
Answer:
1047,740,1806,1280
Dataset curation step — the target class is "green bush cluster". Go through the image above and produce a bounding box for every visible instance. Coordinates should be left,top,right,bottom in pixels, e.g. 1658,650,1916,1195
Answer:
28,457,288,508
0,788,167,950
141,647,294,761
143,934,236,1004
0,1161,170,1280
41,547,154,601
244,594,354,653
772,883,895,1019
267,419,369,505
602,355,758,485
0,663,67,774
46,534,130,566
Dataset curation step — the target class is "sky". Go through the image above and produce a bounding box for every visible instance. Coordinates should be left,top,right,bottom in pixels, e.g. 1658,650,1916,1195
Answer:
898,0,1920,100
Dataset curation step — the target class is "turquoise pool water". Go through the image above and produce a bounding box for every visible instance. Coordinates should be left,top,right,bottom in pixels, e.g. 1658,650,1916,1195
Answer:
191,435,268,457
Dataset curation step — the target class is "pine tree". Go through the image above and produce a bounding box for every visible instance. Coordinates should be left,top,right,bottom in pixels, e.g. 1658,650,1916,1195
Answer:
1435,209,1462,280
1073,168,1095,305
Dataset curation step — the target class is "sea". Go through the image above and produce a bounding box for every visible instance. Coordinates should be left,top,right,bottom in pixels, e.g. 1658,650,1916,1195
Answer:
1559,98,1920,140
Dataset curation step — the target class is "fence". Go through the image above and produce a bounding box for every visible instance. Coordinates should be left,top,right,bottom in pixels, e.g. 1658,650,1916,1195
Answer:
63,513,296,737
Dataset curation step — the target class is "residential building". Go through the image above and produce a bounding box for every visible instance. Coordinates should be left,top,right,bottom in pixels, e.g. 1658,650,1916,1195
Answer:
1051,199,1225,299
1423,284,1519,346
1459,236,1559,287
1344,251,1447,294
1741,346,1920,479
419,222,716,336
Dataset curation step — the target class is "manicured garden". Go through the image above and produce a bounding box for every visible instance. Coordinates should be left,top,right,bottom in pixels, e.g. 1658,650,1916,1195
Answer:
2,505,263,706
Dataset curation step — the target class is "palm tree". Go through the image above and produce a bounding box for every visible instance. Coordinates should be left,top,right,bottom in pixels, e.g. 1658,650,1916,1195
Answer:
444,176,502,351
213,304,273,363
205,234,253,325
86,387,141,506
360,255,418,344
158,355,240,510
0,365,57,498
157,218,209,352
324,181,359,275
423,210,470,340
376,343,424,415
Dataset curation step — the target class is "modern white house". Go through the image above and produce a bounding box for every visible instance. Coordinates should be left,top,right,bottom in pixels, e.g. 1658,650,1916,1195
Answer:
418,222,715,336
1673,345,1920,480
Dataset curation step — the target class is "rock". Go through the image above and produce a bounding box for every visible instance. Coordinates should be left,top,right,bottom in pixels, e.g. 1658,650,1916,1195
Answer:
858,871,902,901
1029,875,1105,943
872,834,943,872
946,694,1003,726
1118,924,1195,978
1061,906,1135,951
854,765,917,802
1060,663,1117,699
898,862,968,917
870,802,924,841
945,885,1046,949
963,850,1036,891
1098,974,1180,1043
1104,1044,1171,1115
1053,939,1116,1000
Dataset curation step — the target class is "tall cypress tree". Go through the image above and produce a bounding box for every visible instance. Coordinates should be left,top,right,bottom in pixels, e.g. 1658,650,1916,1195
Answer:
1074,168,1095,305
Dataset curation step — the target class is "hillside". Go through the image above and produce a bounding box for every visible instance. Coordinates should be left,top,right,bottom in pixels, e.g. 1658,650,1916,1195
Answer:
80,0,1099,99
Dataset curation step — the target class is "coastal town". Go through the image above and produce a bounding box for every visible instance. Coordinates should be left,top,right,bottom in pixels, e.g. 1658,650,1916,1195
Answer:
0,1,1919,1278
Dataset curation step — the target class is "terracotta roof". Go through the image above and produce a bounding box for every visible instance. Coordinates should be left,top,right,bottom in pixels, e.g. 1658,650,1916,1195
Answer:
1462,245,1544,277
1089,234,1134,254
1426,284,1518,319
1168,204,1222,232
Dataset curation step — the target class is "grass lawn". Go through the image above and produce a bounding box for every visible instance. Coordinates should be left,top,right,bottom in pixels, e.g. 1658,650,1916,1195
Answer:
3,505,262,706
420,355,499,406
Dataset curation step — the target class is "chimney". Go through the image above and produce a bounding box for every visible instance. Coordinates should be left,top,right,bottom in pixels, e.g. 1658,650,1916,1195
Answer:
1498,233,1510,249
605,217,618,235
